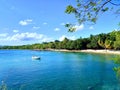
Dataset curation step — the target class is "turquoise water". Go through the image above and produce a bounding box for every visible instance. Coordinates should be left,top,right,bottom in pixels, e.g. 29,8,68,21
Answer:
0,50,120,90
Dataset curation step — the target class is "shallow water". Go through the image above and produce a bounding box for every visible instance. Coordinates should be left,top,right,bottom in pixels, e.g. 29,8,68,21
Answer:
0,50,120,90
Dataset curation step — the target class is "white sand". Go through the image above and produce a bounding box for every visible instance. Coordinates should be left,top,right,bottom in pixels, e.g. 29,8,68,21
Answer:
79,49,120,55
47,49,120,55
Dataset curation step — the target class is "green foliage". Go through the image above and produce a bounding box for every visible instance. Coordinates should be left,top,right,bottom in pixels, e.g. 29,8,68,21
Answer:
112,56,120,81
97,33,115,49
114,31,120,49
1,30,120,50
87,35,99,49
91,18,97,23
65,23,76,32
113,67,120,81
90,2,96,6
113,56,120,64
65,5,76,14
65,0,120,32
101,7,109,12
98,39,104,49
98,33,106,49
114,41,120,50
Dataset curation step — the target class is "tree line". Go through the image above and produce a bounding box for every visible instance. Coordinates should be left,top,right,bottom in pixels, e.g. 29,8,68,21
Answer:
1,30,120,50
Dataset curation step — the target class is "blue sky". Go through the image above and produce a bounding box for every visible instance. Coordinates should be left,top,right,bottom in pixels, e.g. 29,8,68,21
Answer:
0,0,120,45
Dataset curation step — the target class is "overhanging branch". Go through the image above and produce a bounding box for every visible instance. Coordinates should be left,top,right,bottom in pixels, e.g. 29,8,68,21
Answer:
109,1,120,6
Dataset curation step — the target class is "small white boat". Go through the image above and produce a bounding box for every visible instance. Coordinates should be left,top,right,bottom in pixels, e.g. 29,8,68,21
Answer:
32,56,40,60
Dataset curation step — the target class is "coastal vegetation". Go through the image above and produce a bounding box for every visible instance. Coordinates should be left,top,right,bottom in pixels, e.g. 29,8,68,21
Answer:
1,30,120,87
1,30,120,50
65,0,120,81
1,0,120,89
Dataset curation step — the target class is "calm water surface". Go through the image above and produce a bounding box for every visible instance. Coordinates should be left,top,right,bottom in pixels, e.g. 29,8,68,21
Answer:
0,50,120,90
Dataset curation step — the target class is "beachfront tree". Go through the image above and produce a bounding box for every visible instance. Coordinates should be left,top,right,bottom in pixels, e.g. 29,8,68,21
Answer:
54,40,60,49
104,39,113,49
60,38,70,49
98,33,107,49
98,33,114,49
65,0,120,32
87,35,99,49
114,31,120,49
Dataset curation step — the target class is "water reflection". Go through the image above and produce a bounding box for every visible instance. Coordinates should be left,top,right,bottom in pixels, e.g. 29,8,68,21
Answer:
113,56,120,82
0,81,7,90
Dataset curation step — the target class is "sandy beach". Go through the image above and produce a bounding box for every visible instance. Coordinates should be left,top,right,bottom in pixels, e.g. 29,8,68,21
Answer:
45,49,120,55
80,49,120,55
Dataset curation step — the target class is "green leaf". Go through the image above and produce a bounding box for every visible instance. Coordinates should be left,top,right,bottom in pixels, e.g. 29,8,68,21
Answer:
84,6,88,9
102,7,109,12
77,3,81,7
65,24,71,27
65,5,76,14
93,8,98,11
91,18,97,23
90,2,96,6
68,27,76,32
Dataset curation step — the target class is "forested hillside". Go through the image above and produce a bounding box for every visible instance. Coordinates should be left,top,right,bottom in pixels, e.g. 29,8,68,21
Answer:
1,30,120,50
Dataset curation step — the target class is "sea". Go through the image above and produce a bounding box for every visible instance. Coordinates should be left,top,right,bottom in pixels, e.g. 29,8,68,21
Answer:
0,50,120,90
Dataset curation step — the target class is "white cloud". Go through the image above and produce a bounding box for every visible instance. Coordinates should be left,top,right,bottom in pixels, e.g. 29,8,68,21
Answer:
69,36,76,40
13,30,19,33
60,23,65,26
19,19,33,26
59,35,66,41
54,28,60,31
73,24,84,31
0,32,53,42
59,35,76,41
0,33,8,37
89,26,94,30
43,22,47,25
9,33,43,41
42,37,53,42
33,26,40,30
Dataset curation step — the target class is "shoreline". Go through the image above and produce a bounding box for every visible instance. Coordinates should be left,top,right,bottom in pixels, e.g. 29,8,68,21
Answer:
80,49,120,55
39,49,120,55
1,49,120,55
